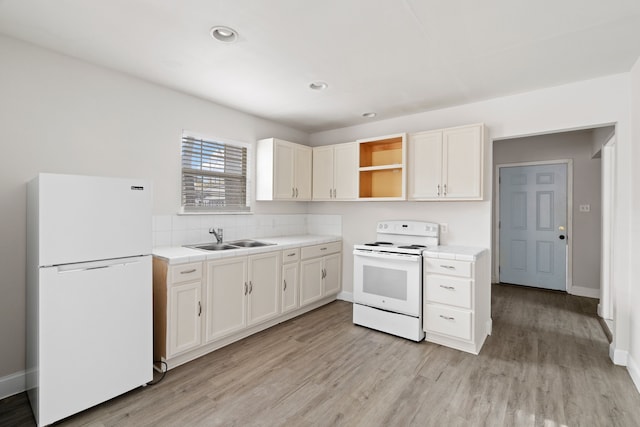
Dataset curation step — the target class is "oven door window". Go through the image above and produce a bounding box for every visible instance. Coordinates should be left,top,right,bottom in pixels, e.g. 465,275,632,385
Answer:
363,265,407,301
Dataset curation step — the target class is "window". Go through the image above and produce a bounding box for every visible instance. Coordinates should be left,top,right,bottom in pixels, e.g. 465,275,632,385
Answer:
181,133,249,212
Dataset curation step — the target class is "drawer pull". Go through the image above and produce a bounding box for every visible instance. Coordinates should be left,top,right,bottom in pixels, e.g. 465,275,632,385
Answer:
244,282,248,295
439,315,455,321
440,265,456,270
197,301,202,317
439,285,455,290
180,269,197,274
320,247,327,251
287,253,296,257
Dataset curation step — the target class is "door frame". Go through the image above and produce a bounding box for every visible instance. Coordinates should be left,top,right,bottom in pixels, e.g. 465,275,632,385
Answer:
494,159,574,292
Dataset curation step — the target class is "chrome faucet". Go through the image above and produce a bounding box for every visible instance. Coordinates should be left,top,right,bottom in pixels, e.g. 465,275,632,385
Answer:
209,227,223,244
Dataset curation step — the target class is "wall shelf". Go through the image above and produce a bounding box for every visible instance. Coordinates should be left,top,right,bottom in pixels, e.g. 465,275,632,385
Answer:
357,133,406,200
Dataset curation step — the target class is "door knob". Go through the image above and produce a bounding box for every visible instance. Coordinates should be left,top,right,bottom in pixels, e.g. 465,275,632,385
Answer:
559,235,566,240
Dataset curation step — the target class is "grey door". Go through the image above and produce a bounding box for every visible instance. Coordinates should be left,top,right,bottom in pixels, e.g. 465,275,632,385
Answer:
499,164,568,290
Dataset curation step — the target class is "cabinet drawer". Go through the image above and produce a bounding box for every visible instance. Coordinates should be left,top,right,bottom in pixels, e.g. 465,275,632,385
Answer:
301,241,341,259
282,248,300,263
169,262,202,284
424,304,472,340
425,276,472,309
424,258,472,278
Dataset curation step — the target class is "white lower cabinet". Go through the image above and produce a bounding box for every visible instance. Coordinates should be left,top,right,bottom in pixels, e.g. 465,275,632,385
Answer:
205,257,247,342
168,281,202,356
281,248,300,314
153,260,203,361
153,239,341,369
423,249,490,355
300,242,342,306
205,252,281,342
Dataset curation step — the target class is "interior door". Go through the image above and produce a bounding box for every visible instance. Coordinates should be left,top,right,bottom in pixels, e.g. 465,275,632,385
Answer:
499,164,568,290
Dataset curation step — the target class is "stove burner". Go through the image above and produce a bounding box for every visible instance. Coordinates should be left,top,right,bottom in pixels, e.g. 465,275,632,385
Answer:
397,245,426,249
364,241,394,246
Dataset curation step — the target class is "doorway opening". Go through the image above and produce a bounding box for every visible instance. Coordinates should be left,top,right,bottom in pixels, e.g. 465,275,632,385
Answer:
493,127,611,299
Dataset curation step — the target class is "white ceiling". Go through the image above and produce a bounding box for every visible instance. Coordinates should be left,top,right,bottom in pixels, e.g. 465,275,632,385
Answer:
1,0,640,133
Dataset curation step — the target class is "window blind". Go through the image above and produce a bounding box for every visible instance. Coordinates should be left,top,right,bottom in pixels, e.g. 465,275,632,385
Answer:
181,135,249,212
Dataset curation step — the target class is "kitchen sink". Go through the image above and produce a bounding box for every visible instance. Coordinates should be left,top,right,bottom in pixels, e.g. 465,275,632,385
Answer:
187,243,238,251
227,240,275,248
185,240,275,252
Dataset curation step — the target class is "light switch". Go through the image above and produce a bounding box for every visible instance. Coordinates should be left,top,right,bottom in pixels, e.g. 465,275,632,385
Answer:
579,204,591,212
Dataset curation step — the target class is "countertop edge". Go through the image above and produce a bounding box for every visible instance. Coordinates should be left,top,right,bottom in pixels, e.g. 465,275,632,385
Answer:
153,235,342,264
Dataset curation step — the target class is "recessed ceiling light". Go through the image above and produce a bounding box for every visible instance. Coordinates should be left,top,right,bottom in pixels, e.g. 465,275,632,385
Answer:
210,26,238,43
309,81,328,90
362,112,377,118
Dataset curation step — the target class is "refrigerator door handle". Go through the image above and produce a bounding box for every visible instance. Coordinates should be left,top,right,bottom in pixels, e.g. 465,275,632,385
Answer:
56,257,143,273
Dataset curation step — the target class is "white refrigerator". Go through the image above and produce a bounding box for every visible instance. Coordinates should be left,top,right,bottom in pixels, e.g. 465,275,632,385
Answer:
26,173,153,426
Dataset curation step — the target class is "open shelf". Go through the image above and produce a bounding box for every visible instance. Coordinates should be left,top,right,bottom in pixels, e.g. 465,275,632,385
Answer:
359,136,403,168
359,168,403,198
357,133,406,199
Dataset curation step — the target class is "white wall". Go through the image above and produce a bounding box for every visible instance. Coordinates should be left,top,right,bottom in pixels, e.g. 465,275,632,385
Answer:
310,73,634,363
493,130,602,295
591,126,615,158
628,56,640,390
0,35,309,382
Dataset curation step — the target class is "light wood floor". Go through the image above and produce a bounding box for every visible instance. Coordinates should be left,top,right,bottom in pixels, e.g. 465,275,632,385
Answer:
2,284,640,426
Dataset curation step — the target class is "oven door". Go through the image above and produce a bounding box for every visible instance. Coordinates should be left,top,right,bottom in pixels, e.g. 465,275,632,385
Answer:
353,250,422,317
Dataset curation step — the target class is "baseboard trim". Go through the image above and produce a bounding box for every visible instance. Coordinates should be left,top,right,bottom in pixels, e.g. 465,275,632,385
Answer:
610,343,628,366
0,370,26,400
628,354,640,395
337,291,353,303
569,286,600,299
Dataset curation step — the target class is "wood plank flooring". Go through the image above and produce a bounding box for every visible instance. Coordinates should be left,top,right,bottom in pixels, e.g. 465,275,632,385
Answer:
2,284,640,426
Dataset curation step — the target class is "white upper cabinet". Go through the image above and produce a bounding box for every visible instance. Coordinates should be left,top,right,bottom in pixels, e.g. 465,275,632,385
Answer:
312,142,358,201
256,138,312,201
408,124,485,201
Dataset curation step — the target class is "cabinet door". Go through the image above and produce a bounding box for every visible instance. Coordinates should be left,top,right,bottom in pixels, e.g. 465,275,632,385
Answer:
442,125,483,199
168,281,202,357
295,145,312,200
323,253,342,295
300,258,323,306
247,252,281,326
408,130,442,200
333,143,358,200
205,257,247,342
282,262,299,314
273,140,295,200
312,146,334,200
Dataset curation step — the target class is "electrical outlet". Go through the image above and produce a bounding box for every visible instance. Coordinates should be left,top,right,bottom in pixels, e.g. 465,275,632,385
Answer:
579,204,591,212
440,223,448,233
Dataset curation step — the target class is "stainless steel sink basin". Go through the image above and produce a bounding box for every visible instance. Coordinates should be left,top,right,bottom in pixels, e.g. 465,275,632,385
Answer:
185,240,275,252
187,243,238,251
227,240,275,248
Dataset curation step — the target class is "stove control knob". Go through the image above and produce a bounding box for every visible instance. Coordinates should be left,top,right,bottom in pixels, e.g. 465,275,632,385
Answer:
383,224,388,229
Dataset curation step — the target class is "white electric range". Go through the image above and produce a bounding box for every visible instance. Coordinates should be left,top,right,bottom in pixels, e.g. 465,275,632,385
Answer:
353,220,440,341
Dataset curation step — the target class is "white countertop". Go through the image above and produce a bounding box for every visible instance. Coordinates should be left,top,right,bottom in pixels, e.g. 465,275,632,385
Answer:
153,235,342,265
423,245,488,261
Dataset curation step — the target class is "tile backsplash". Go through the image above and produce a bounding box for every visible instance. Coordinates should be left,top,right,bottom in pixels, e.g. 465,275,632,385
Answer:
152,214,342,247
